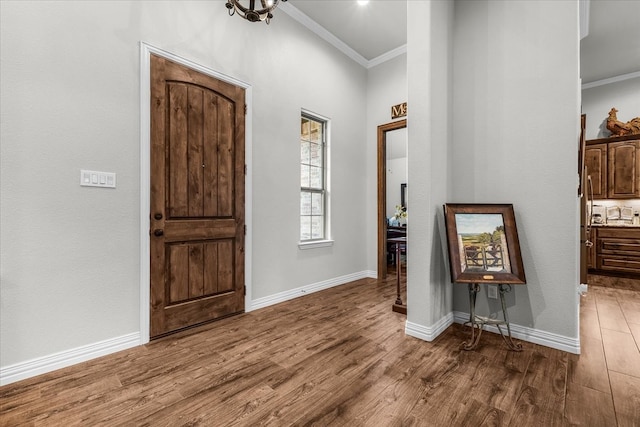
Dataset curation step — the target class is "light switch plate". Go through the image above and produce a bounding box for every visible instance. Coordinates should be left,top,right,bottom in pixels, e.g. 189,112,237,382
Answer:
81,170,116,188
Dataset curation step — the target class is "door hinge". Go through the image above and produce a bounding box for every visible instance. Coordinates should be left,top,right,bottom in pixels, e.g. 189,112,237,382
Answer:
244,164,247,175
244,104,247,115
243,285,246,296
244,225,247,235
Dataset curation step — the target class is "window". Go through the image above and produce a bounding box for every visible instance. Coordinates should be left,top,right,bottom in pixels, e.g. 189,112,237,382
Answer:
300,112,329,244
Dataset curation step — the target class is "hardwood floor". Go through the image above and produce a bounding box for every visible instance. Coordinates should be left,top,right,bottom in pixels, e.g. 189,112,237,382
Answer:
1,274,639,426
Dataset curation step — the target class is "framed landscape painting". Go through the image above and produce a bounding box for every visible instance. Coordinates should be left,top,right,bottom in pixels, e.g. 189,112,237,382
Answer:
444,204,526,284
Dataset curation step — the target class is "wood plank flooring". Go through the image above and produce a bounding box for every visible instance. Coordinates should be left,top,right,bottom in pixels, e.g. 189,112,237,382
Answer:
1,274,639,426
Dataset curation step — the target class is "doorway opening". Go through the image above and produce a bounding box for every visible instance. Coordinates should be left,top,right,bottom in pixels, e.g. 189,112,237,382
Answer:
377,119,407,312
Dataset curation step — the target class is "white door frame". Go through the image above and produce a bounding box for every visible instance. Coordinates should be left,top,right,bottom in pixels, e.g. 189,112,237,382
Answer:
139,42,253,344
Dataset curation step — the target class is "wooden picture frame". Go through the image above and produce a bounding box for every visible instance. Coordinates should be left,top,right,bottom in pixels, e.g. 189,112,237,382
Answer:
443,204,526,284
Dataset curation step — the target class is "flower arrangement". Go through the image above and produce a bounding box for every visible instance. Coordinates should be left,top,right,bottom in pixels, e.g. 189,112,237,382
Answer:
394,205,407,220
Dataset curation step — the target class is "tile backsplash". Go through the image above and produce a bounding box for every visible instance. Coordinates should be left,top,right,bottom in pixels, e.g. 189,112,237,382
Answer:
591,199,640,225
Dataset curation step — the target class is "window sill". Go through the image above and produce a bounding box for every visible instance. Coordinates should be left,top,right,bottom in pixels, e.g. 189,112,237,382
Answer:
298,240,334,250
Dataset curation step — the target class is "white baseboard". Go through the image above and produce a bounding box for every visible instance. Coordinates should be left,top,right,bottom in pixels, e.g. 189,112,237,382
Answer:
405,312,455,342
452,311,580,354
1,271,378,386
250,270,374,311
404,311,580,354
1,292,580,387
0,332,140,386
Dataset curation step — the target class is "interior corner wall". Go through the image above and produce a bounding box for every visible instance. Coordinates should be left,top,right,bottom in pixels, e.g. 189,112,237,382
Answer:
450,0,581,345
582,77,640,140
365,54,408,273
0,0,368,374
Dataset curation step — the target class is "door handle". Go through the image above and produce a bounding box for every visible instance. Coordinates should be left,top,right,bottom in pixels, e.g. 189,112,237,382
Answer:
153,229,164,237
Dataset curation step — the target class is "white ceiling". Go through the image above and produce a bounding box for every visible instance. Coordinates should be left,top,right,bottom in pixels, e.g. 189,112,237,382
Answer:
280,0,640,85
286,0,406,61
580,0,640,84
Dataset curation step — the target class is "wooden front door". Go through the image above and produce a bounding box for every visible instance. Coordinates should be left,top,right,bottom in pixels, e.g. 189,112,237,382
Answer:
150,54,245,338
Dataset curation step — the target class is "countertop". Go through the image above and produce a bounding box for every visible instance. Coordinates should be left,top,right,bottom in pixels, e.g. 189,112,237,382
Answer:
592,223,640,228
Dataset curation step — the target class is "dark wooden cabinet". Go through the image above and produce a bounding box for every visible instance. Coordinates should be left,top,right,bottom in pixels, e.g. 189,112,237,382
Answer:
608,140,640,198
592,227,640,276
585,135,640,200
585,143,608,199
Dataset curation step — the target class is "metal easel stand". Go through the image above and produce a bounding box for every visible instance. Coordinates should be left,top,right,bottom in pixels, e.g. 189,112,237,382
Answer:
462,283,523,351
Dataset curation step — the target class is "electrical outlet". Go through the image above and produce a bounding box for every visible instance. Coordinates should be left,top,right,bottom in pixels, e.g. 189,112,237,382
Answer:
488,285,498,299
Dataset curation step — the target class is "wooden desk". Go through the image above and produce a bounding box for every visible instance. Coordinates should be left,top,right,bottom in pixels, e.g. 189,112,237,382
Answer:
387,226,406,264
388,236,406,314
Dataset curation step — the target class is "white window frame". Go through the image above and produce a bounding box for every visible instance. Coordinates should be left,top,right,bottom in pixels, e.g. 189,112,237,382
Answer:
299,109,333,249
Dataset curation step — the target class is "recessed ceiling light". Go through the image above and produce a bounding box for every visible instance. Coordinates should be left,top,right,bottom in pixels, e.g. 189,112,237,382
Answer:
357,0,369,5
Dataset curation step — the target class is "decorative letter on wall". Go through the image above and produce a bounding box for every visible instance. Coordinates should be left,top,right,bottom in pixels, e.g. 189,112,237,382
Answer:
391,102,407,119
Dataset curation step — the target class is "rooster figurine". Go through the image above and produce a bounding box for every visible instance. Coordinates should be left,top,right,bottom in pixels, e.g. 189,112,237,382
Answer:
606,108,640,136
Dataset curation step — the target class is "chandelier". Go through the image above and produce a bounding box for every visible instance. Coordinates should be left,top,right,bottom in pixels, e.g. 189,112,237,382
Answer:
225,0,288,25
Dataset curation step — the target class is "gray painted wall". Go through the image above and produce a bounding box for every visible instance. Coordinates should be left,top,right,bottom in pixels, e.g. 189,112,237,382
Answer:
365,54,408,273
407,0,580,343
450,0,581,340
406,0,455,330
1,0,584,378
0,1,369,368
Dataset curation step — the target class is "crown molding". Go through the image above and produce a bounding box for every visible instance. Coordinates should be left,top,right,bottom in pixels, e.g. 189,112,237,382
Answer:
279,2,404,69
368,44,407,69
279,3,368,68
582,71,640,90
